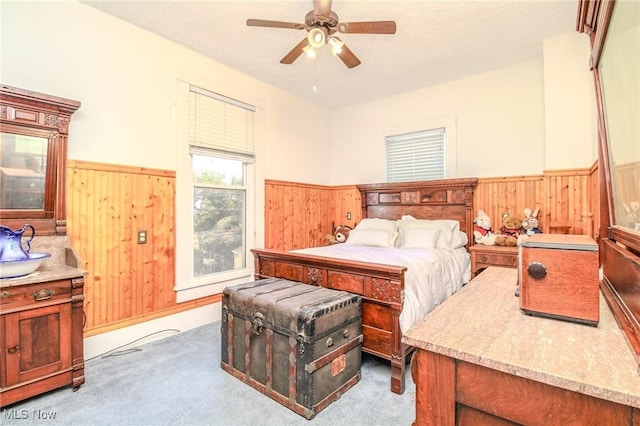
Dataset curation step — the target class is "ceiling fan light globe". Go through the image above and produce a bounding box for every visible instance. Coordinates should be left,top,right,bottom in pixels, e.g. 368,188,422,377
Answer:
303,44,316,58
308,27,327,48
328,36,344,55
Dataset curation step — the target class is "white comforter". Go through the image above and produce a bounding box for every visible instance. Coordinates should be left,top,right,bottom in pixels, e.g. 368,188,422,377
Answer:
292,245,471,332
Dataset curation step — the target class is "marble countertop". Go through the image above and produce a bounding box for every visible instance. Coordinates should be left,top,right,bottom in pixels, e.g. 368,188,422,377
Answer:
403,266,640,409
0,235,86,288
0,262,86,287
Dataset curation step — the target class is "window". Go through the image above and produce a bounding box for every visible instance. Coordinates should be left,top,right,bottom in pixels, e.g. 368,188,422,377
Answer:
191,153,247,277
175,83,255,301
386,128,445,182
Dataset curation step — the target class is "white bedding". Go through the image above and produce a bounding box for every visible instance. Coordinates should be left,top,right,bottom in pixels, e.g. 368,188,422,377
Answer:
292,244,471,332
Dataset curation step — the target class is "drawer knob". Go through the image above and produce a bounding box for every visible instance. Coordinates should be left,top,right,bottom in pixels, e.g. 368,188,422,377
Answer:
343,329,350,339
7,345,20,355
527,262,547,280
326,337,334,347
481,255,488,262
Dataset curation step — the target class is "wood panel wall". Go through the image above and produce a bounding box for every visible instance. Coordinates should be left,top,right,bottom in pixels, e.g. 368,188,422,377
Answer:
66,163,598,335
66,160,219,336
473,167,596,238
266,166,599,251
264,180,362,250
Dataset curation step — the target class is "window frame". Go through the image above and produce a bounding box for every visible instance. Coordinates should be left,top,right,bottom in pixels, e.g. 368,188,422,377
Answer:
175,81,256,302
386,127,446,182
379,115,457,182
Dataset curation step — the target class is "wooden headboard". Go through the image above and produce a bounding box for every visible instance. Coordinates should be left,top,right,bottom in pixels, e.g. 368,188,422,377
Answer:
357,178,479,248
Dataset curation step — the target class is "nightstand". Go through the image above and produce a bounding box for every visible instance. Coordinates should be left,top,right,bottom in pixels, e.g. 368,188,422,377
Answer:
469,244,518,277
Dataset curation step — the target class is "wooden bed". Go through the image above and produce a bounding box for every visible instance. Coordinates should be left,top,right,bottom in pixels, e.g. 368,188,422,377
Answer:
251,178,478,394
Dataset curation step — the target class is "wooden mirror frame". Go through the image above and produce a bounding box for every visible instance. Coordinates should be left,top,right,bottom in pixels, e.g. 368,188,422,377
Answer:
0,85,80,235
578,0,640,368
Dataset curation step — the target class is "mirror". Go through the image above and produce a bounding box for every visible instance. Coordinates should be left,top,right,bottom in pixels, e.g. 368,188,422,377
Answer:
598,0,640,233
0,85,80,235
1,126,51,210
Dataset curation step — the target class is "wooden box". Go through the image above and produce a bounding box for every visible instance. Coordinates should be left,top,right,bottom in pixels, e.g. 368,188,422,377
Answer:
519,234,599,326
221,278,362,419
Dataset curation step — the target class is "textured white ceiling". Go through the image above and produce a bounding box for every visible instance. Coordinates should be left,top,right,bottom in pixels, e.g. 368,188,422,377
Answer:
82,0,578,109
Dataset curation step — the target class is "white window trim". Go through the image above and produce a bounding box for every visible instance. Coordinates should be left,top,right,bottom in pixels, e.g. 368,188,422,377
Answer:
378,115,457,179
174,80,255,302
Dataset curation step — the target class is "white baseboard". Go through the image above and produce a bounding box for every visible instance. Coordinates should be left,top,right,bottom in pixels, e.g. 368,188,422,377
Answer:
84,301,221,360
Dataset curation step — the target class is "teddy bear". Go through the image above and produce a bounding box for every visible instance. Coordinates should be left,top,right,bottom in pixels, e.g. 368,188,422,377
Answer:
472,210,496,245
522,208,542,237
326,225,352,244
495,212,526,246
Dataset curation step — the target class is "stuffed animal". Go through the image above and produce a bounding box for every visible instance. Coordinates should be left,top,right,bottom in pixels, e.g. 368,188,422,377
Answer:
473,210,496,245
326,225,352,244
334,225,352,243
495,212,526,246
522,208,542,237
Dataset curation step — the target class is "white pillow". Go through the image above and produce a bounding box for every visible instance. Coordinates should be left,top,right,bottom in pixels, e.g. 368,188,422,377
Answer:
400,228,440,249
345,228,398,248
398,219,460,250
452,231,468,249
355,218,397,231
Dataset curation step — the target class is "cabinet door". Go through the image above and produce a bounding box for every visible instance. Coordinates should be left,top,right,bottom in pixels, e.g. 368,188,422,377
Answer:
4,303,72,387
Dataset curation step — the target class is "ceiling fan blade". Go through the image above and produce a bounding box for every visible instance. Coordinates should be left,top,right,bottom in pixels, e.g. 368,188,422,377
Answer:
336,43,361,69
339,21,397,34
246,19,305,30
280,38,310,65
314,0,333,19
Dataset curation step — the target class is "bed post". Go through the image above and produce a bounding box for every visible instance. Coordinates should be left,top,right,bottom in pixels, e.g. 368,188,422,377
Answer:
464,184,475,249
390,309,408,394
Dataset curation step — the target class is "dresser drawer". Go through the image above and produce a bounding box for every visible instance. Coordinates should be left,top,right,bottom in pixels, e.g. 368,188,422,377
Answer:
469,245,519,276
1,279,72,311
476,251,518,267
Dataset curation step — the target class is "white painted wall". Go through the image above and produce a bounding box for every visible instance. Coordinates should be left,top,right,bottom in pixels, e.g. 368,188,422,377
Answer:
0,0,332,185
1,1,595,189
543,33,597,170
327,33,595,184
328,60,547,183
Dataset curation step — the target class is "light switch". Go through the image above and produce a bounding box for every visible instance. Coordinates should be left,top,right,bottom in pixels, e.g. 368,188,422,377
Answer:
138,230,147,244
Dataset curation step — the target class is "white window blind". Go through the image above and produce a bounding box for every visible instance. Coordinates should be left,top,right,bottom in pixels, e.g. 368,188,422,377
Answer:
189,85,255,158
386,128,445,182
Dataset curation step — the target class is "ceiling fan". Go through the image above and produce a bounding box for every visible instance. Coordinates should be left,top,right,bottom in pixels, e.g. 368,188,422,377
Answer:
246,0,396,69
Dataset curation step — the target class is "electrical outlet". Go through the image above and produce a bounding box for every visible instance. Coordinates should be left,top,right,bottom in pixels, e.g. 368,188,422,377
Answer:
346,212,352,220
137,230,147,244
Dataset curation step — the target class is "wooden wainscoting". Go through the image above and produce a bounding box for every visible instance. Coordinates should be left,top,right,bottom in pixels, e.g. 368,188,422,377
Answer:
474,166,596,238
267,167,598,252
329,184,362,232
264,180,362,250
67,160,218,335
66,165,597,335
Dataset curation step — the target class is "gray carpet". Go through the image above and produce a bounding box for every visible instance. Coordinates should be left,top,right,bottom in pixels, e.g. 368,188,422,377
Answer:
3,322,415,425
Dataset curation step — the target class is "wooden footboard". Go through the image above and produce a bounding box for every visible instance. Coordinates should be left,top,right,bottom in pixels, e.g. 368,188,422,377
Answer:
251,248,413,394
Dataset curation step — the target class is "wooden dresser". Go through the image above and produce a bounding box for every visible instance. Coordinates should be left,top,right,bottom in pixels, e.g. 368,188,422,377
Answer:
403,267,640,425
0,237,86,407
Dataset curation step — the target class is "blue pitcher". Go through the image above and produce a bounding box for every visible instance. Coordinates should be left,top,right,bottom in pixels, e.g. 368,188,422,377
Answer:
0,224,35,262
